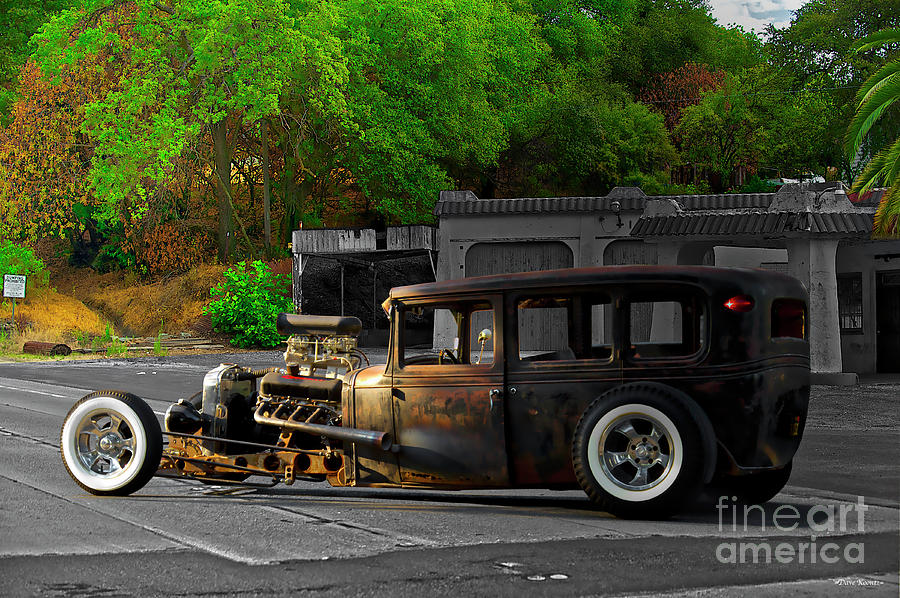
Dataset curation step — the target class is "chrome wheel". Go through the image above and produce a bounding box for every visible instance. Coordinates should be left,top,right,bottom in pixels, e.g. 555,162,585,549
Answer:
596,412,675,492
73,411,137,475
60,392,162,495
573,384,707,518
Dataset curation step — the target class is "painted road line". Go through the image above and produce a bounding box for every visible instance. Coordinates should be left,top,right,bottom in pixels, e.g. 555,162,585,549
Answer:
0,381,86,399
0,376,168,417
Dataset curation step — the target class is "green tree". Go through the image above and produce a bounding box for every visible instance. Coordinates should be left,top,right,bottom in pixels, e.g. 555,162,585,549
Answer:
0,0,73,124
610,0,762,94
33,0,302,261
0,240,48,290
675,69,775,188
498,90,676,196
846,28,900,238
0,6,133,258
341,0,548,222
766,0,900,180
766,0,900,83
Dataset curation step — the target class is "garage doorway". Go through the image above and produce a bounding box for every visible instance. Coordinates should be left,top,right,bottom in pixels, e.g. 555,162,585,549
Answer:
465,241,573,350
877,270,900,373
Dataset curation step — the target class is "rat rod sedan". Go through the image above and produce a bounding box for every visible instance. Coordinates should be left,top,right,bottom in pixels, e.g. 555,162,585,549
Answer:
60,265,810,518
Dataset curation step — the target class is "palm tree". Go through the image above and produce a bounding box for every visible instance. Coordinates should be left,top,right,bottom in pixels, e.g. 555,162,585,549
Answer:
846,28,900,238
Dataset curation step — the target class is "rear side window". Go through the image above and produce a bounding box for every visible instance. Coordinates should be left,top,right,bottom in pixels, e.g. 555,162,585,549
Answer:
517,294,612,362
627,294,705,360
772,299,806,339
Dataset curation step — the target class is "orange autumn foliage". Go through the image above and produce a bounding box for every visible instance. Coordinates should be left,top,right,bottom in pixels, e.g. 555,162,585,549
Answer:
639,63,726,132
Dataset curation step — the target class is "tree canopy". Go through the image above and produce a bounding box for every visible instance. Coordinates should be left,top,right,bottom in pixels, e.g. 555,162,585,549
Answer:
1,0,898,269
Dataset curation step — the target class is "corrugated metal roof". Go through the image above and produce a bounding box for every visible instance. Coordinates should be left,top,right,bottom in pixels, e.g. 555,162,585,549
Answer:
675,193,773,210
631,211,874,237
433,192,779,217
433,196,646,216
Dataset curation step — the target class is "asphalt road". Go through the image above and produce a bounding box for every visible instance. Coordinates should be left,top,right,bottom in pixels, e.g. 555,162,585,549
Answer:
0,353,897,597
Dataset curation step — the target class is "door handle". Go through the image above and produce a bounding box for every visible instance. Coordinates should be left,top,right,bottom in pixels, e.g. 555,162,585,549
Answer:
489,388,502,414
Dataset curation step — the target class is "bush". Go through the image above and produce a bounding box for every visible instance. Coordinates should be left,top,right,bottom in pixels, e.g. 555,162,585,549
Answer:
206,261,292,348
735,175,778,194
0,240,49,290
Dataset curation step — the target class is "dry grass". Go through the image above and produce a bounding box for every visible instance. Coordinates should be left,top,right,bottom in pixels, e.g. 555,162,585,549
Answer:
65,264,225,337
1,288,106,340
0,288,106,356
0,264,231,358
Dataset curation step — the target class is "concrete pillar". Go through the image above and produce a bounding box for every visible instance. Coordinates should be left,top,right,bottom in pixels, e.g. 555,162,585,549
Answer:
786,238,853,383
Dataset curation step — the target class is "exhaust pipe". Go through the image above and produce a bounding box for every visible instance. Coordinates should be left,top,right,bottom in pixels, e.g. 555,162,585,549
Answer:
254,404,392,451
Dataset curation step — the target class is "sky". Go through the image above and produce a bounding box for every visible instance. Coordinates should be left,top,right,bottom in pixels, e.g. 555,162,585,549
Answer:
707,0,806,33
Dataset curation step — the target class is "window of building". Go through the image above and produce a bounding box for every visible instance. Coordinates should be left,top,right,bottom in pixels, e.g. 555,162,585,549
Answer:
837,274,863,332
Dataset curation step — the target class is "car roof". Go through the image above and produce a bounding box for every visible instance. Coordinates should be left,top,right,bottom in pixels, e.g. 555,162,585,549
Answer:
389,265,805,300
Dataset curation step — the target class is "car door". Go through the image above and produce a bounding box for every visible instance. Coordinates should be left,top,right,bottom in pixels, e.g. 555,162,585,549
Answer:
390,295,509,487
503,288,623,486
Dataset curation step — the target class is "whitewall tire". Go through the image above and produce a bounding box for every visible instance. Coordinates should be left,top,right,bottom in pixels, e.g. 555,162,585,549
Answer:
572,384,706,519
60,391,162,495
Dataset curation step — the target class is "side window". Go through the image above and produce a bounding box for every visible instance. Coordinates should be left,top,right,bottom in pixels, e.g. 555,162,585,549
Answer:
627,294,704,360
517,294,611,362
401,301,494,367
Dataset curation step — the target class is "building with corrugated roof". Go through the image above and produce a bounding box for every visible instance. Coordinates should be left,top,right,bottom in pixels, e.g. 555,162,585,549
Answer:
434,184,900,383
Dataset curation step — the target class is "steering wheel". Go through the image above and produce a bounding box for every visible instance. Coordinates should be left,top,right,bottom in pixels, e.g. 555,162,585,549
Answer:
438,348,459,365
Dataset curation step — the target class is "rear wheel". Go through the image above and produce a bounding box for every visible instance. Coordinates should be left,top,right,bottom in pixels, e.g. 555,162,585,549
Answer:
60,391,162,496
572,384,706,519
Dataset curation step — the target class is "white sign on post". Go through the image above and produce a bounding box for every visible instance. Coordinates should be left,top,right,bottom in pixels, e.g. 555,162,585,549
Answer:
3,275,26,299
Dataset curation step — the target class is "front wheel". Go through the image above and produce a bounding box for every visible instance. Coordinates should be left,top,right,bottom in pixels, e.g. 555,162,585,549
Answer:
572,384,706,519
60,391,162,496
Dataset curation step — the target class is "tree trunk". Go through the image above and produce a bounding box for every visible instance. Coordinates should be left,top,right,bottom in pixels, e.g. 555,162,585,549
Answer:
212,120,233,262
260,119,272,249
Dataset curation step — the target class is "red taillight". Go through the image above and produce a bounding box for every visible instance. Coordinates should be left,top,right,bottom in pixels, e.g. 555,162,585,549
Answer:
724,295,754,312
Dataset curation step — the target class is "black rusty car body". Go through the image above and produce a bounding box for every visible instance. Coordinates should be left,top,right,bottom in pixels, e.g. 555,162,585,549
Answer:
59,265,810,518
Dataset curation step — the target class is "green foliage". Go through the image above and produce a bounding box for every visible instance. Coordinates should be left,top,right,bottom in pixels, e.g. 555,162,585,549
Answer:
206,260,292,348
610,0,762,93
6,0,899,268
846,27,900,237
340,0,549,222
735,175,778,194
0,0,74,124
766,0,900,182
0,240,49,289
765,0,900,85
105,337,127,356
675,67,820,188
152,334,168,356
